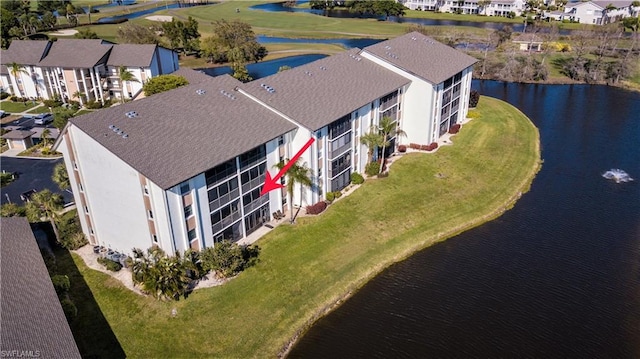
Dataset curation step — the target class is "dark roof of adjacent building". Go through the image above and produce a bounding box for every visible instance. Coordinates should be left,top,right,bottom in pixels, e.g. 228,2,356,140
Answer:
2,130,35,140
38,39,112,68
241,48,410,131
0,217,81,358
68,75,296,189
364,32,478,85
0,40,51,66
107,44,158,67
171,67,216,85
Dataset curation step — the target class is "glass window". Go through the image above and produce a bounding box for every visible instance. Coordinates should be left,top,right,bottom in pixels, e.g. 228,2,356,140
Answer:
328,114,352,139
180,183,190,195
205,159,237,187
184,205,193,218
188,229,196,241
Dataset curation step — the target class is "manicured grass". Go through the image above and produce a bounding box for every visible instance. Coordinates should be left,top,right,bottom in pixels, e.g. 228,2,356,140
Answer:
0,101,38,113
64,97,540,358
74,109,95,116
28,105,49,114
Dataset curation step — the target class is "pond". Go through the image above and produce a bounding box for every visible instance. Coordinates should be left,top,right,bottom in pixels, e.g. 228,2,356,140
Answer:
287,81,640,358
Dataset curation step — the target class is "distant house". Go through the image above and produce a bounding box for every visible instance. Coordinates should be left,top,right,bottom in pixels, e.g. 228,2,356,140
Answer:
0,39,179,104
0,217,81,358
512,33,545,51
543,0,639,24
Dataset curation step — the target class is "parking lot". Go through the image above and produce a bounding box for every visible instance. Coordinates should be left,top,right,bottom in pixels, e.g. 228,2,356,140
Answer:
1,157,73,205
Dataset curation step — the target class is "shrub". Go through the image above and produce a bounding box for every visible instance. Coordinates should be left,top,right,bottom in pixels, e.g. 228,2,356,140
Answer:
420,144,429,151
449,124,461,134
351,172,364,185
398,144,407,153
0,92,9,100
427,142,439,151
467,110,480,119
68,100,80,110
84,100,102,109
51,274,70,296
43,98,63,108
306,201,327,215
41,249,57,276
334,190,343,199
59,232,88,250
469,90,480,108
377,172,389,178
409,143,420,149
325,192,335,202
98,256,123,272
200,241,260,278
365,162,380,176
60,298,77,319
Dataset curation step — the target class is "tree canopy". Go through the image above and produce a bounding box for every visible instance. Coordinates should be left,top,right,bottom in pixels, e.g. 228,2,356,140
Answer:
162,16,200,53
200,19,267,64
142,75,189,96
117,23,160,44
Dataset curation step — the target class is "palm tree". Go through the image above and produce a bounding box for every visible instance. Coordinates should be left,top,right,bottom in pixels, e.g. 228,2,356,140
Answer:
25,189,64,241
377,116,407,174
274,159,312,224
41,128,51,148
52,163,70,191
8,62,28,97
359,127,384,164
72,90,86,106
118,65,140,103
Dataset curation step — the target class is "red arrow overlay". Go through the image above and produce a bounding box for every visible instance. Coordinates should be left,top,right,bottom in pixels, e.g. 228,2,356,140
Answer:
260,137,315,196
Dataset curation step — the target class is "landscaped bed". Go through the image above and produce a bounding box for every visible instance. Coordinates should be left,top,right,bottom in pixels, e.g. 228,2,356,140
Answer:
63,96,540,358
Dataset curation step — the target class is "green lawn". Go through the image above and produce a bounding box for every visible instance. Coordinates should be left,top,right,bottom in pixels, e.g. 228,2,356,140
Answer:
28,105,49,114
63,96,540,358
0,101,38,113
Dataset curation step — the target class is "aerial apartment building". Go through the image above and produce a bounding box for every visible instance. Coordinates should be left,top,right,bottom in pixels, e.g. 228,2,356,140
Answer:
401,0,525,16
54,32,477,256
0,39,178,104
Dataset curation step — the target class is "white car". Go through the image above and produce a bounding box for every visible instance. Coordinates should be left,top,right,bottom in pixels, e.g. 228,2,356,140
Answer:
33,113,53,125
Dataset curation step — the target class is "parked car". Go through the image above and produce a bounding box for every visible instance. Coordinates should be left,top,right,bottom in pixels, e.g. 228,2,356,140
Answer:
33,113,53,125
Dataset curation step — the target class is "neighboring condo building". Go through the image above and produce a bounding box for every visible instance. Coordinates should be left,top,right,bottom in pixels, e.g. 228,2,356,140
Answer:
54,32,477,256
401,0,525,16
543,0,640,24
0,39,178,103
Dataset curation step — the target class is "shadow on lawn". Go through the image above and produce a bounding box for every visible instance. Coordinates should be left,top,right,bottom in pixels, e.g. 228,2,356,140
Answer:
38,222,125,359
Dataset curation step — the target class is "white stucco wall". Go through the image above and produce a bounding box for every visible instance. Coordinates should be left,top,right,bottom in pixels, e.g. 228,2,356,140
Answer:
360,52,439,145
64,126,156,255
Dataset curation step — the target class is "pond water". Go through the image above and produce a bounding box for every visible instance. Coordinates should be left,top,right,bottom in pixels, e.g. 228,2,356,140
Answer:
287,82,640,358
198,54,327,79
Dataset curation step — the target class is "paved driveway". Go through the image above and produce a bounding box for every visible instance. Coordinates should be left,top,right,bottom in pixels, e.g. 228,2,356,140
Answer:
1,157,74,205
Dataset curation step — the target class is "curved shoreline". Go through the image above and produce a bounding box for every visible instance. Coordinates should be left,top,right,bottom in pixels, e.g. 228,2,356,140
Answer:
279,98,541,357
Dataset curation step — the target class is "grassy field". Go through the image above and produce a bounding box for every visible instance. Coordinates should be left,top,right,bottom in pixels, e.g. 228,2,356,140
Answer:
62,96,540,358
0,101,38,113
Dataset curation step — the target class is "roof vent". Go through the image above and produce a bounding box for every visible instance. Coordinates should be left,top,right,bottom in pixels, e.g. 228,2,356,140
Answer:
385,45,391,49
263,85,275,93
108,124,115,130
219,90,236,100
320,66,327,70
125,111,138,118
356,57,361,61
196,89,206,95
122,133,128,139
304,70,313,77
411,36,417,41
112,127,120,133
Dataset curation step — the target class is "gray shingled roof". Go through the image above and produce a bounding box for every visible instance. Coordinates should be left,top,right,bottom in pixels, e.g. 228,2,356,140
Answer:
107,44,157,67
68,75,296,190
0,65,8,75
241,48,410,131
171,67,217,85
592,0,633,7
0,217,81,358
38,39,112,68
2,130,35,140
364,32,478,85
0,40,50,66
